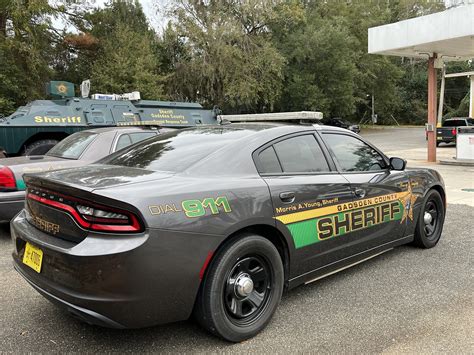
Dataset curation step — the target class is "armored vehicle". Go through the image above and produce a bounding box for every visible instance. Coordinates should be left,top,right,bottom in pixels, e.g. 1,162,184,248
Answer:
0,81,219,156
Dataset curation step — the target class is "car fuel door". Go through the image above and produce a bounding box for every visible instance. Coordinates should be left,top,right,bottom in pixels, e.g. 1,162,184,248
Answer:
320,132,411,253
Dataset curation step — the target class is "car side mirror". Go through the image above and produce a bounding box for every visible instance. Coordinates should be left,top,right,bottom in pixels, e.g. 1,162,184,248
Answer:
390,157,406,171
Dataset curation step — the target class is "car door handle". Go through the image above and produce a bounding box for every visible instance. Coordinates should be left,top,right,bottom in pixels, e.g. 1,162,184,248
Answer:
279,192,295,203
353,188,366,198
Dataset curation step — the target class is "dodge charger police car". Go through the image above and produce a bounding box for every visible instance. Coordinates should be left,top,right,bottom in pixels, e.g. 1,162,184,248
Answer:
11,123,446,342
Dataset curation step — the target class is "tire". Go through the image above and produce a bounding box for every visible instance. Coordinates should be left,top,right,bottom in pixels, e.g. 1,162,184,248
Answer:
413,189,445,248
194,234,284,342
22,139,59,156
436,142,440,147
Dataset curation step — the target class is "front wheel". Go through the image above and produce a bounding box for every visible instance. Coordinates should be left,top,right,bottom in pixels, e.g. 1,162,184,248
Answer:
413,189,445,248
194,234,284,342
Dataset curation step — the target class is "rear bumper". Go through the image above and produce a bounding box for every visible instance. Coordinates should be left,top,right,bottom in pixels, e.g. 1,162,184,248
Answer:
437,136,455,144
11,210,221,328
0,191,25,223
14,263,126,328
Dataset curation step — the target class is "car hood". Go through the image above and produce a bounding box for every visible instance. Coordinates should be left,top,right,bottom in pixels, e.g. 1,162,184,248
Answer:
24,164,174,192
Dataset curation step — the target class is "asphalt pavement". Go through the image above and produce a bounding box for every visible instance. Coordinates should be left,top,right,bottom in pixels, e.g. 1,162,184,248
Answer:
0,127,472,353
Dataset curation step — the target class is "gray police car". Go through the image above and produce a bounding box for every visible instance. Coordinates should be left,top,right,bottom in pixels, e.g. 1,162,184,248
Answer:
11,124,446,342
0,126,172,223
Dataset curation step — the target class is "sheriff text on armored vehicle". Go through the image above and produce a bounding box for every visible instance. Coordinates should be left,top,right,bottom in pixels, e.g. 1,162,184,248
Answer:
12,123,446,342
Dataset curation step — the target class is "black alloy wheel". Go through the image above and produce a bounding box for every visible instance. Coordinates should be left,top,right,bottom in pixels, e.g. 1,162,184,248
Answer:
223,255,272,325
413,189,445,248
194,234,284,342
423,200,439,239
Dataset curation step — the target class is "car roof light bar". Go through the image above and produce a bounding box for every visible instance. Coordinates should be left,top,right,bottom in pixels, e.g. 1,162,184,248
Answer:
220,111,323,122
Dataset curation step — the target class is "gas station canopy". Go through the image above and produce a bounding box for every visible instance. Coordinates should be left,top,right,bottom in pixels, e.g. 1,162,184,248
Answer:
368,4,474,60
368,4,474,163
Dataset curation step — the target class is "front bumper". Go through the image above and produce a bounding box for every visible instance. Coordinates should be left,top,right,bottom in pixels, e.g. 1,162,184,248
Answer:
11,210,221,328
0,191,25,223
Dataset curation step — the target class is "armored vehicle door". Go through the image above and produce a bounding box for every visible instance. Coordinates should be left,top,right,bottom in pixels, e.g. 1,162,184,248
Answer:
111,104,140,124
84,104,114,125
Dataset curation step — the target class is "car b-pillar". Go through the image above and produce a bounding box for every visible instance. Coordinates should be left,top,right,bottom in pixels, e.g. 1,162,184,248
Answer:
427,54,437,163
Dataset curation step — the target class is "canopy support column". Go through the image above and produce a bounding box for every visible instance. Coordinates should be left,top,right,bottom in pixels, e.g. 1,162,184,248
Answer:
427,55,437,162
470,75,474,118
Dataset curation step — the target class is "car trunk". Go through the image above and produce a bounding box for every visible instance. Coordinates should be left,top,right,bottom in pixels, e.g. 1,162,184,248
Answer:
23,164,173,243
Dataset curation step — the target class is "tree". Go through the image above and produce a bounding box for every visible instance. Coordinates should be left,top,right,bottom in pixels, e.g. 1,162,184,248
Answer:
90,23,164,99
0,0,57,114
164,0,285,112
54,0,164,97
271,6,358,117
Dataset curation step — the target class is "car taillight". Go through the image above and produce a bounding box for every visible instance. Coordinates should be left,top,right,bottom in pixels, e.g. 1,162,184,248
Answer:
452,128,457,135
27,188,143,233
0,167,16,190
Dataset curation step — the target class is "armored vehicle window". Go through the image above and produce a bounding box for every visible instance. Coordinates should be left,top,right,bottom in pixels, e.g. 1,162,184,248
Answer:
115,134,132,151
101,128,254,173
46,131,98,159
323,133,386,172
273,135,329,173
258,147,282,174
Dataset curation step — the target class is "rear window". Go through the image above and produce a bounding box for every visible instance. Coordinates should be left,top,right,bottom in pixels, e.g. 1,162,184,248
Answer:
443,120,466,127
46,131,98,159
100,128,252,172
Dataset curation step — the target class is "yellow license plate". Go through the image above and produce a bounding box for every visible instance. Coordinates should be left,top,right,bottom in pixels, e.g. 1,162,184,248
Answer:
437,137,442,140
22,242,43,273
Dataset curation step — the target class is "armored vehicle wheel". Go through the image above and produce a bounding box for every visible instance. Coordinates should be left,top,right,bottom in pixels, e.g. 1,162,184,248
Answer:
194,234,284,342
22,139,59,156
413,189,445,249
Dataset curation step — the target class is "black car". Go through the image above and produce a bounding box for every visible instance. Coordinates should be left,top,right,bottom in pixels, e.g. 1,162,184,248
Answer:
436,117,474,146
322,117,360,133
12,123,445,342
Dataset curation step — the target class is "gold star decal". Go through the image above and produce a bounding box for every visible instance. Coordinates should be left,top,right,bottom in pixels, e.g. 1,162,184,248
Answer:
399,181,418,223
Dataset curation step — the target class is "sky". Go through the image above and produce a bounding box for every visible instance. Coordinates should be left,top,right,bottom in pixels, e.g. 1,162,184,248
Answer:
52,0,172,33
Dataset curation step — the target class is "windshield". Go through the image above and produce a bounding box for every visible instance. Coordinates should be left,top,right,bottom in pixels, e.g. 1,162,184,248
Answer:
100,127,253,172
46,131,98,159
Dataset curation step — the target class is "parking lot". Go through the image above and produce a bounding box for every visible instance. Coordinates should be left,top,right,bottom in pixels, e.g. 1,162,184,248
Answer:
0,127,473,352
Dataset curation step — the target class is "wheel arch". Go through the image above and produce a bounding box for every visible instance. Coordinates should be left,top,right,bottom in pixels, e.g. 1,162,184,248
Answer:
427,183,446,208
19,131,70,155
202,223,292,289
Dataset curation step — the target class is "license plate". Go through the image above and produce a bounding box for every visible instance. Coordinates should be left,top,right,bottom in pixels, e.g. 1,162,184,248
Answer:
22,242,43,273
437,137,442,140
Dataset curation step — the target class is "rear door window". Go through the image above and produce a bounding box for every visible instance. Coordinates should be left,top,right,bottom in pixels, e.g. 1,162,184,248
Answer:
256,134,330,174
258,147,282,174
273,135,329,173
115,134,132,151
129,132,157,143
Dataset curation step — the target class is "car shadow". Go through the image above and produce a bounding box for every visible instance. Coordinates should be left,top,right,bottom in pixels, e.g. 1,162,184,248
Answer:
0,222,10,238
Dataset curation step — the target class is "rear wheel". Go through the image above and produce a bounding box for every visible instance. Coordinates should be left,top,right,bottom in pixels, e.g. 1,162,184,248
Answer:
413,189,445,248
194,234,284,342
22,139,59,156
